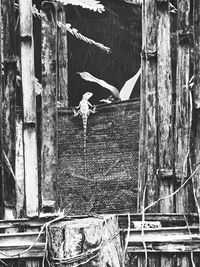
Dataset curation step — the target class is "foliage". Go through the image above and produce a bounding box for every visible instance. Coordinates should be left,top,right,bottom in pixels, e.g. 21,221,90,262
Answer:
57,0,105,13
30,1,110,53
57,21,110,53
78,67,141,102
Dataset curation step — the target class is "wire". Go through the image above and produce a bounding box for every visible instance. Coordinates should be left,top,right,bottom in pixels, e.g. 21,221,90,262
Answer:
184,215,195,267
0,215,65,259
144,167,199,213
141,182,148,267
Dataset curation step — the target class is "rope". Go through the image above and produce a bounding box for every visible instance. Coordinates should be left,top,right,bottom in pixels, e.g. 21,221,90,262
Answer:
0,215,65,259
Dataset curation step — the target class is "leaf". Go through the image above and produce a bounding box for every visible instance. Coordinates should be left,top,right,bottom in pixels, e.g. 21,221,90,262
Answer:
77,71,120,99
119,67,141,101
57,21,110,53
78,67,141,101
57,0,105,13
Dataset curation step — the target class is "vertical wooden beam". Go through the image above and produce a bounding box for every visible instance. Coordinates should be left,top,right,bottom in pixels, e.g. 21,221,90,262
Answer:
175,1,191,266
19,0,39,217
41,1,58,212
15,113,25,217
156,0,174,213
157,2,175,266
2,0,17,220
192,0,200,208
138,254,160,267
57,4,68,106
138,0,158,213
175,0,191,214
0,0,3,219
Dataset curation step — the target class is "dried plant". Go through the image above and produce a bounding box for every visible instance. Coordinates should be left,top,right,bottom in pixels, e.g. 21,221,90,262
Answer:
57,21,110,53
57,0,105,13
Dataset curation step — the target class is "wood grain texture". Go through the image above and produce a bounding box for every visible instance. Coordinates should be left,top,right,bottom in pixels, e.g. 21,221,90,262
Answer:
57,3,68,105
19,0,38,217
138,0,158,213
2,0,17,220
157,0,174,214
192,0,200,212
41,1,58,211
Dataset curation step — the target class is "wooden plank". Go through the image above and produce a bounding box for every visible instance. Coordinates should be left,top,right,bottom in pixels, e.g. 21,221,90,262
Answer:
138,0,158,212
157,0,174,213
157,0,173,176
192,0,200,209
175,0,191,214
41,1,58,211
0,213,198,230
19,0,38,217
15,113,25,217
177,256,190,267
2,0,17,220
138,254,160,267
160,255,173,267
25,259,42,267
0,0,3,218
193,0,200,107
57,3,68,106
175,2,190,264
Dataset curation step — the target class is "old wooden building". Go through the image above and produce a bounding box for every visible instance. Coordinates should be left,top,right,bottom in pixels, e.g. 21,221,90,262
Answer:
0,0,200,266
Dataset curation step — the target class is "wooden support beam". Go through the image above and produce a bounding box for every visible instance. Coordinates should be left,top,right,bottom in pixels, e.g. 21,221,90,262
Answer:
41,1,58,211
19,0,39,217
2,0,17,220
156,0,174,213
0,0,3,219
175,0,191,215
57,3,68,106
138,0,158,213
15,113,25,217
192,0,200,209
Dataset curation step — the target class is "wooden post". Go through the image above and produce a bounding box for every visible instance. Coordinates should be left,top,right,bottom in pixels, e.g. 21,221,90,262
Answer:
15,113,25,217
41,1,58,212
57,3,68,106
157,0,174,213
47,215,124,267
2,0,17,220
138,0,159,265
19,0,39,217
138,0,158,213
0,0,3,219
192,0,200,209
175,0,191,214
